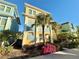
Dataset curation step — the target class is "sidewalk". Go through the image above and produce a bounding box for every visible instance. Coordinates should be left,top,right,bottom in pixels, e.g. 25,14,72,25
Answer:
53,48,79,56
54,51,77,56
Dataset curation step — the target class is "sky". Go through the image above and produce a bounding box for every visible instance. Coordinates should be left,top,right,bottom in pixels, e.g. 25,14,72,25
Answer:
6,0,79,32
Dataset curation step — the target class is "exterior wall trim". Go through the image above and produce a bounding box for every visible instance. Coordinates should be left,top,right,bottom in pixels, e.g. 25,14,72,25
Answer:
25,3,50,14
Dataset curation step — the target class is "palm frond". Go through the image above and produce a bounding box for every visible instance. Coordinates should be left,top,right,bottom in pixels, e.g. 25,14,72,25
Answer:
31,24,35,28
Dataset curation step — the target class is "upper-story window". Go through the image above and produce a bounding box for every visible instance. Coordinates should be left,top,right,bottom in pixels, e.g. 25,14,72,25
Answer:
29,9,32,15
33,11,36,15
0,5,5,11
6,7,11,13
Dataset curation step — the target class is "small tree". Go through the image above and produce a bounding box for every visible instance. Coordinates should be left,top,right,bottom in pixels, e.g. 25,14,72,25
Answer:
57,32,78,48
0,30,18,55
77,26,79,43
0,30,17,46
51,22,61,40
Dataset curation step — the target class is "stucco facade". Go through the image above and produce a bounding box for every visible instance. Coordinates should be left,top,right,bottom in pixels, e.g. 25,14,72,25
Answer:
23,3,54,46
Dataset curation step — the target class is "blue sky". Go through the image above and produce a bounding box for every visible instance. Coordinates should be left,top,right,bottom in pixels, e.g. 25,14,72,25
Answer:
6,0,79,32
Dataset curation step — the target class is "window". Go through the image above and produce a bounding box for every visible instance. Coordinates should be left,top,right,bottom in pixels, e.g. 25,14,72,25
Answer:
0,18,1,24
29,9,32,14
14,12,16,17
0,5,5,11
0,17,1,21
1,17,7,25
1,19,6,25
39,34,43,41
37,26,42,32
28,19,33,27
61,30,68,32
27,33,34,41
33,11,36,15
6,7,11,13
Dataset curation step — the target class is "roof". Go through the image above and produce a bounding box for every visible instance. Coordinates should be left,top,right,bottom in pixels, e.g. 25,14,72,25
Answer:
61,22,70,25
25,3,51,14
0,0,16,7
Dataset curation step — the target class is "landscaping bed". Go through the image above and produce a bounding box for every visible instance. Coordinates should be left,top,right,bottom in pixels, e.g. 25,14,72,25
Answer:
0,49,29,59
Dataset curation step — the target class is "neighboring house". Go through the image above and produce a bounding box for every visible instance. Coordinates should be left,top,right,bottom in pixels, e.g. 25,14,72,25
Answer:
61,22,74,32
23,3,54,46
0,0,20,32
61,22,77,37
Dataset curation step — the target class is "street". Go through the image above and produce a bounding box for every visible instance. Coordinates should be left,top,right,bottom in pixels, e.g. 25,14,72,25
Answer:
28,48,79,59
8,48,79,59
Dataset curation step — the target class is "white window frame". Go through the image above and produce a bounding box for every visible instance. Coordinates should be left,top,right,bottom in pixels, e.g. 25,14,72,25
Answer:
0,17,2,25
29,9,33,15
0,16,7,26
5,5,12,13
0,3,12,13
33,10,36,15
0,4,5,12
6,6,11,13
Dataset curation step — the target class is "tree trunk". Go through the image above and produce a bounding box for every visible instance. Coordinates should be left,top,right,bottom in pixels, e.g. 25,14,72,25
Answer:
49,26,52,43
35,20,37,44
42,25,45,43
4,18,7,30
54,29,58,40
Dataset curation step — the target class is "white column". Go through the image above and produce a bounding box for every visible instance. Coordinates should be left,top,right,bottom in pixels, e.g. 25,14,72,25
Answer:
50,25,53,43
5,17,12,30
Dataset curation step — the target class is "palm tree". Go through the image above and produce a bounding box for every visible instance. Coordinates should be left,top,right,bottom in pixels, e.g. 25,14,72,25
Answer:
32,13,52,44
31,18,39,44
48,21,53,43
50,22,61,40
0,30,17,46
46,18,53,43
36,13,52,43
